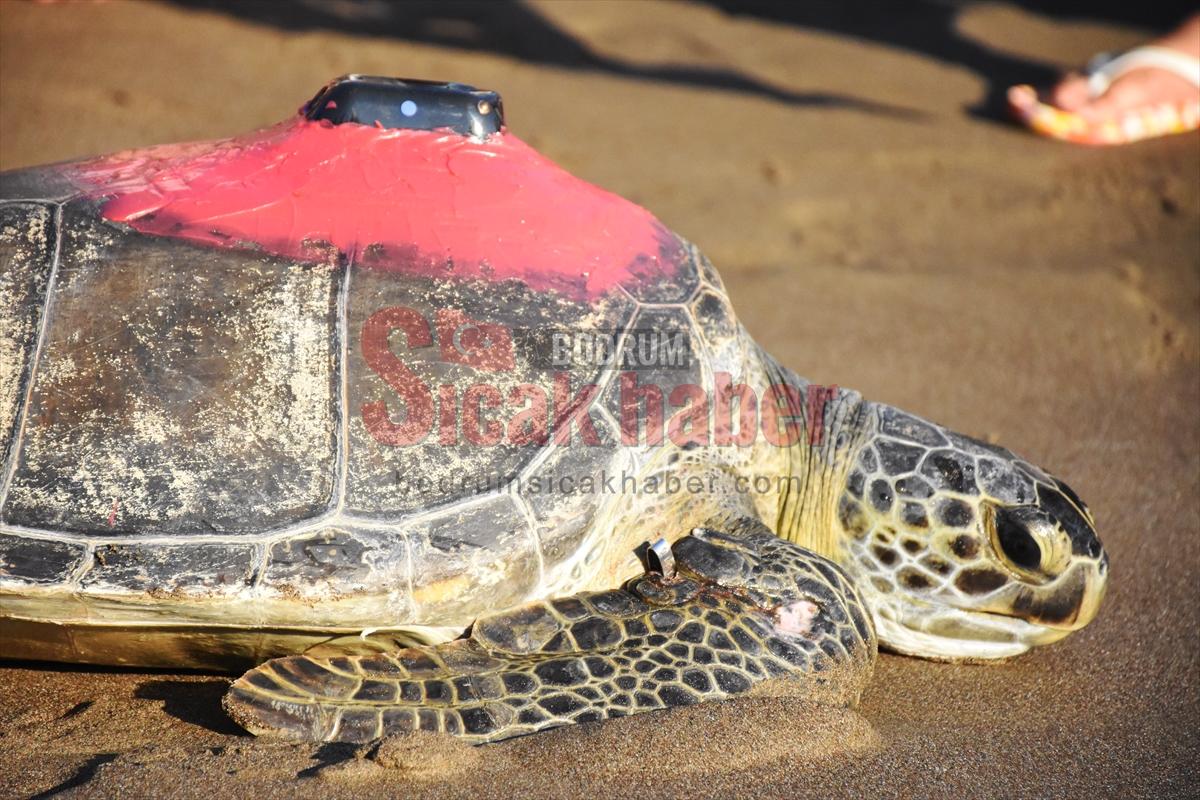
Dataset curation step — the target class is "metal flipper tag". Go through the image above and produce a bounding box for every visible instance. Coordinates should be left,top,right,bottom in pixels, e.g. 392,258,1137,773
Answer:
646,537,676,578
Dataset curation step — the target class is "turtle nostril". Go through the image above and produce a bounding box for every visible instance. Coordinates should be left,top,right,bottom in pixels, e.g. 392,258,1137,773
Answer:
994,508,1042,571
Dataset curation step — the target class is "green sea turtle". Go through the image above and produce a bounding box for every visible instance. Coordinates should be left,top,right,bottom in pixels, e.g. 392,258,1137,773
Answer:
0,77,1107,745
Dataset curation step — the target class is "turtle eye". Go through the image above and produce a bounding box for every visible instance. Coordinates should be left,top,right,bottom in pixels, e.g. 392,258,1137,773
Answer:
990,506,1043,572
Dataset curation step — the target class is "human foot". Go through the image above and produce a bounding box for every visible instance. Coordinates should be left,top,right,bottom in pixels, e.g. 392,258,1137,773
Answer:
1008,14,1200,144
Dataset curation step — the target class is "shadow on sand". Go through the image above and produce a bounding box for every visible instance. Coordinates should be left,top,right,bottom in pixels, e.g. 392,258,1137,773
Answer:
166,0,921,118
166,0,1189,122
134,678,245,735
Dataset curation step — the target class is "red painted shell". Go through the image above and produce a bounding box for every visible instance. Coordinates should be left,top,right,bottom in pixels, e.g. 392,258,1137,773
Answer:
69,117,682,300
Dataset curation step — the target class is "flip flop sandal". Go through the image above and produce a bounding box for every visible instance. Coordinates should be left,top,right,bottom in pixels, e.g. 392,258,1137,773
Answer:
1008,45,1200,145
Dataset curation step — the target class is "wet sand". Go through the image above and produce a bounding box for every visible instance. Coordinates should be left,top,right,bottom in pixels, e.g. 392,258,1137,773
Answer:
1,1,1197,797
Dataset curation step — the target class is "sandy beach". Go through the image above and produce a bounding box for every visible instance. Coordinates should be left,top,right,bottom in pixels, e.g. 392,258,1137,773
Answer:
1,1,1197,797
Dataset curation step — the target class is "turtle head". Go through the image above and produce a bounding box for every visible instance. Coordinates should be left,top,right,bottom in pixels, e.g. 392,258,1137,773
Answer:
832,404,1108,661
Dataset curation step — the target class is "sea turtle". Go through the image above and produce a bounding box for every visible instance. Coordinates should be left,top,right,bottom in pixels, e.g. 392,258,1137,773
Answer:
0,77,1108,745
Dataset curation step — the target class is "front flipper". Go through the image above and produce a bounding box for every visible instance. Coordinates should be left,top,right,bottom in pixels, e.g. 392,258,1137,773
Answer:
224,526,877,744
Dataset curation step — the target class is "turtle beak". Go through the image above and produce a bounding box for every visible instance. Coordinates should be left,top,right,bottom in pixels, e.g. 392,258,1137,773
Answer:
1032,480,1109,632
1074,549,1108,630
984,480,1109,634
1004,553,1108,632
